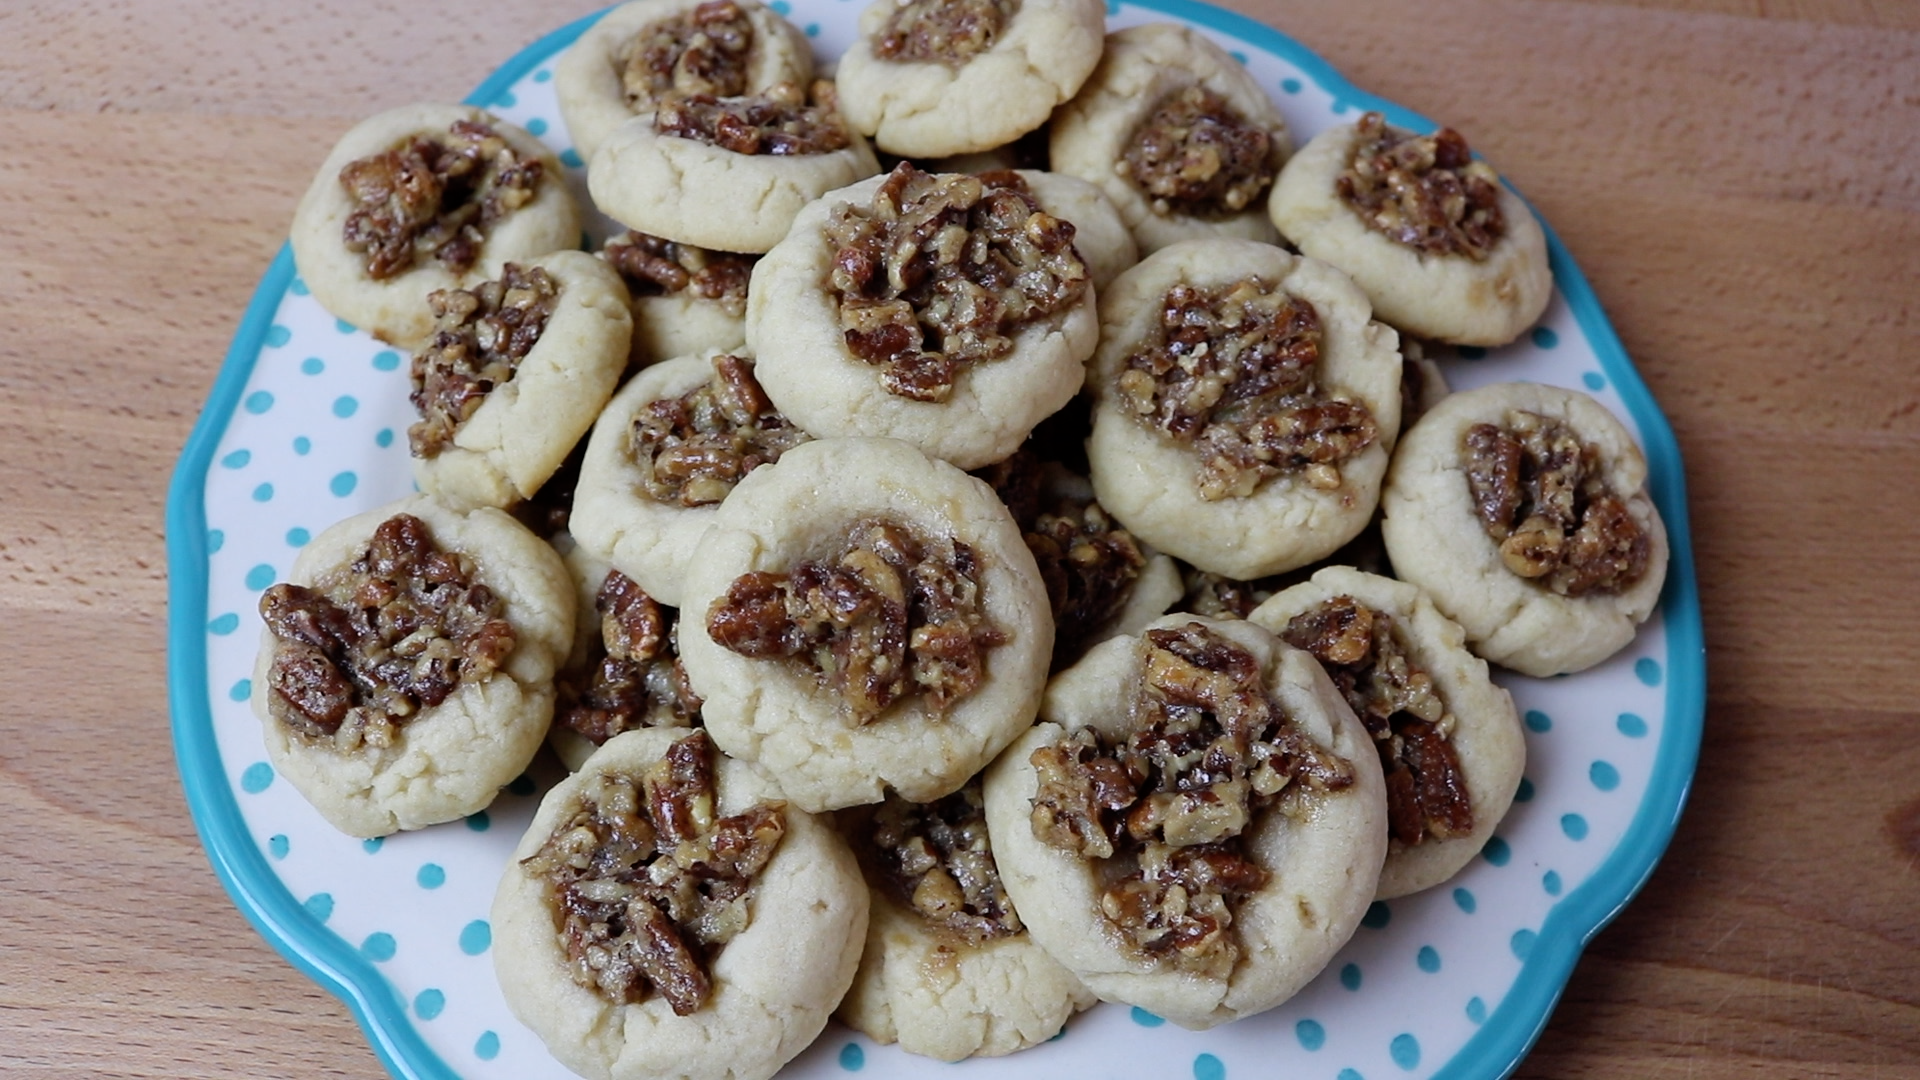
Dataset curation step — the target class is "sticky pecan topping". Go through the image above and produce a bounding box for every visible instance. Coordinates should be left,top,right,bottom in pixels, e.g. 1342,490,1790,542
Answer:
1281,595,1471,846
260,513,515,751
864,781,1021,942
1177,567,1282,620
826,163,1088,402
621,0,756,107
603,230,757,318
1116,277,1377,499
557,571,703,745
1117,86,1276,218
1462,410,1651,596
1029,623,1354,976
654,80,852,156
1338,111,1507,259
339,119,544,281
408,263,561,457
523,730,786,1014
874,0,1020,66
629,354,809,507
705,517,1006,723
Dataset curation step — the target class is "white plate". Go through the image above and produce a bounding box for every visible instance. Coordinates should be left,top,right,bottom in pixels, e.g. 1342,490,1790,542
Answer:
167,4,1705,1078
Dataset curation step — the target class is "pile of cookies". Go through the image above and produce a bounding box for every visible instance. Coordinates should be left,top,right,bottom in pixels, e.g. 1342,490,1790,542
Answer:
253,1,1670,1077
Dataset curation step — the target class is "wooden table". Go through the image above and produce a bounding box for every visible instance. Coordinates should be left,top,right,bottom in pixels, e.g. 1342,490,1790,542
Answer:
2,0,1915,1076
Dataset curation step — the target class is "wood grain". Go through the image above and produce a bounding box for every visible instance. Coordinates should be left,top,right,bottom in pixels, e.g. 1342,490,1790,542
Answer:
1,1,1915,1077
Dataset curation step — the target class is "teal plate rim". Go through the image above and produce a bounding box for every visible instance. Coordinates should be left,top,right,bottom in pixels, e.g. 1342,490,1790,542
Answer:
165,5,1706,1079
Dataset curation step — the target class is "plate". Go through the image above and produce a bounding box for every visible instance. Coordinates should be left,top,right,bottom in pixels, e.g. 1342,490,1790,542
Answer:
166,3,1705,1078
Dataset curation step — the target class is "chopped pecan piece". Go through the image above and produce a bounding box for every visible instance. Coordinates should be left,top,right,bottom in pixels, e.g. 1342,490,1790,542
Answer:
654,81,852,156
874,0,1020,66
629,354,809,507
1118,86,1275,218
408,263,561,457
339,119,544,280
602,230,757,317
1337,111,1506,259
556,571,703,745
622,0,756,106
865,781,1021,942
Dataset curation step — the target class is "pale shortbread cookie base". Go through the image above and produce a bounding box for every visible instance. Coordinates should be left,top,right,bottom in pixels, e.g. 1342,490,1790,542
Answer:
630,290,748,368
555,0,816,162
1086,239,1402,579
835,0,1105,157
1248,567,1524,899
1380,381,1669,677
838,887,1097,1061
492,727,869,1080
289,103,582,350
746,172,1099,470
1018,170,1139,293
1050,25,1290,255
249,495,574,837
982,615,1387,1030
678,438,1054,812
1269,121,1552,347
412,250,633,510
589,113,880,254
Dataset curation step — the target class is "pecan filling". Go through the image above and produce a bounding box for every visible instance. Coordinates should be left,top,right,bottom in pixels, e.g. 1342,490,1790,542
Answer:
1338,111,1507,260
874,0,1020,66
557,571,704,745
1118,86,1276,218
654,80,852,156
866,781,1021,942
629,354,809,507
827,164,1088,402
1282,595,1471,847
1028,623,1354,976
621,0,756,107
1463,410,1652,596
260,513,515,750
603,230,757,318
705,517,1007,723
339,120,544,281
408,263,561,458
523,730,786,1015
1117,278,1378,499
1178,567,1282,620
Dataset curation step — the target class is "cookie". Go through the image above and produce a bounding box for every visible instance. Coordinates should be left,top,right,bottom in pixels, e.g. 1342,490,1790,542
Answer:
747,165,1099,470
1269,113,1552,347
677,437,1054,812
408,250,633,511
600,230,756,367
981,616,1387,1029
249,495,574,837
1050,24,1290,255
834,0,1106,158
1249,567,1524,898
492,728,868,1080
1086,238,1402,579
1380,381,1669,676
289,103,581,349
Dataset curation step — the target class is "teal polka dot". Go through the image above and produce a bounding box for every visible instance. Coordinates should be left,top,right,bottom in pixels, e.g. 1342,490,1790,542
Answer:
240,762,274,793
335,318,357,333
1390,1033,1420,1070
560,148,584,168
494,90,517,107
509,773,537,796
1635,658,1662,686
301,357,324,375
245,390,274,414
466,810,491,832
1193,1053,1225,1080
290,277,310,296
376,428,395,448
526,117,549,136
417,863,447,889
363,836,384,854
229,678,253,702
1130,1006,1165,1027
1453,887,1475,913
1339,962,1362,991
253,482,275,502
1530,327,1559,349
1482,836,1511,866
1458,345,1487,359
268,834,289,859
1514,777,1535,802
1361,901,1391,929
1561,813,1589,841
1339,1070,1366,1080
1582,372,1606,390
474,1031,500,1061
360,932,396,961
330,471,358,497
372,349,401,372
1618,712,1648,738
1048,1023,1066,1042
221,449,251,469
1416,946,1441,973
1524,709,1552,733
769,0,789,11
1590,760,1620,791
208,529,225,553
265,325,292,348
1511,928,1537,960
838,1042,865,1070
805,21,820,35
414,988,445,1020
1466,996,1487,1024
333,395,359,418
533,68,553,83
1296,1019,1326,1051
459,919,492,955
303,892,334,922
287,527,310,547
209,613,240,635
1281,78,1302,93
293,436,311,455
1543,870,1562,896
